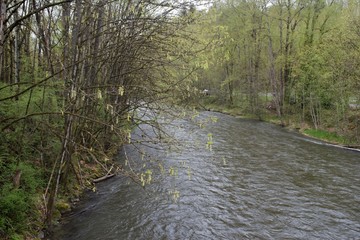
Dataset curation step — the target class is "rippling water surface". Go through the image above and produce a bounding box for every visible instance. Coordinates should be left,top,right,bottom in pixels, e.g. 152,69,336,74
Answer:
53,111,360,239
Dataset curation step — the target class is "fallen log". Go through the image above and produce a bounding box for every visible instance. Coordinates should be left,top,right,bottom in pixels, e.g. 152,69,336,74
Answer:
92,174,115,183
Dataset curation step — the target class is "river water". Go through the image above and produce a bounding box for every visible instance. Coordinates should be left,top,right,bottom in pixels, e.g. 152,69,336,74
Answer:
53,111,360,239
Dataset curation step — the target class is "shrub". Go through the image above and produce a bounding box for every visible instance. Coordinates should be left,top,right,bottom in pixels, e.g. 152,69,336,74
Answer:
0,160,42,238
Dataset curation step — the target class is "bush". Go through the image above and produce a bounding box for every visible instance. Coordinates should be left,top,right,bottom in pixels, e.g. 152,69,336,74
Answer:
0,185,29,236
0,160,42,238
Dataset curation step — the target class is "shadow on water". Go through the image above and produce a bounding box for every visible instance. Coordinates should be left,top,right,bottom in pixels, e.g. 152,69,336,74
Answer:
53,111,360,240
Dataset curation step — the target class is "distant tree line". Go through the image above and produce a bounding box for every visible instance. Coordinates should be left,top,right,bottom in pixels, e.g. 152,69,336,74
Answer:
194,0,360,143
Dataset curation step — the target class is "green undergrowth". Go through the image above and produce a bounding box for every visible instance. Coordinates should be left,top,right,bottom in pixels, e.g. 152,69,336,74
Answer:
0,160,43,239
0,82,121,239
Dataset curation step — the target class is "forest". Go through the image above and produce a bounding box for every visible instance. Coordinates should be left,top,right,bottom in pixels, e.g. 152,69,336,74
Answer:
0,0,359,239
195,0,360,144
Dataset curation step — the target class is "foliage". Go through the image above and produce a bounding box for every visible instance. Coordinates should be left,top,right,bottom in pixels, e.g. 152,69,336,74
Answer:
0,0,359,237
0,160,42,238
0,0,208,238
193,0,360,141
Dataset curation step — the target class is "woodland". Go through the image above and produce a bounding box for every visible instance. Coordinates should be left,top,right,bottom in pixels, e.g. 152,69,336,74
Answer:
0,0,359,239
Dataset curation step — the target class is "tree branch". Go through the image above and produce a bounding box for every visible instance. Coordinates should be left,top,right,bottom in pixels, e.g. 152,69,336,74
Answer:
4,0,73,41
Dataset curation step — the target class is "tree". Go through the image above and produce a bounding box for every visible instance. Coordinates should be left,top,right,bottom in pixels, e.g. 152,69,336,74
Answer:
0,0,207,236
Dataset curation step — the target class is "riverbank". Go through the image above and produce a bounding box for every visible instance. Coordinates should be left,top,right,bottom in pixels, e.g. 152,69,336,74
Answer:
0,154,120,240
202,102,360,151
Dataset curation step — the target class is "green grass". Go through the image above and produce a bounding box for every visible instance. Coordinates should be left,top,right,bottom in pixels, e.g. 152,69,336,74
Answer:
303,129,347,144
349,96,358,104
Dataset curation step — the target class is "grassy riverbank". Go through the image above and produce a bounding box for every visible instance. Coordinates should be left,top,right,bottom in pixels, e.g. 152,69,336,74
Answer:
302,129,347,144
201,100,359,148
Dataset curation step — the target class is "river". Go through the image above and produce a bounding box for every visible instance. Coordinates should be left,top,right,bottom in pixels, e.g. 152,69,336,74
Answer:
53,111,360,239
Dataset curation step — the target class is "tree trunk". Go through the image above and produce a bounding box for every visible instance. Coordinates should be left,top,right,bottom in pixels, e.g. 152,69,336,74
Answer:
32,0,54,75
0,0,6,81
266,5,282,119
225,62,234,105
14,4,20,99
